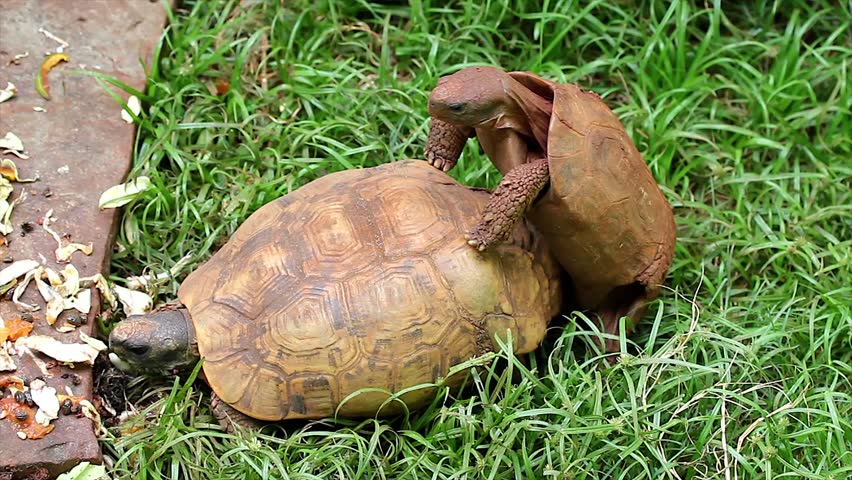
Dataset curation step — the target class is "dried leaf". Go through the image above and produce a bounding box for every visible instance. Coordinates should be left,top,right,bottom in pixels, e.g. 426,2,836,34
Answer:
0,189,25,236
0,177,13,200
126,253,192,290
0,158,37,182
80,273,117,309
113,285,153,316
0,279,16,295
41,209,94,262
121,95,141,123
0,260,39,286
29,378,59,424
56,243,93,263
34,270,64,325
35,52,69,100
0,132,24,152
79,331,107,351
13,267,40,312
45,266,63,286
16,346,51,376
98,176,151,209
0,200,12,235
65,288,92,314
0,82,16,104
0,347,16,372
15,335,104,364
78,399,107,437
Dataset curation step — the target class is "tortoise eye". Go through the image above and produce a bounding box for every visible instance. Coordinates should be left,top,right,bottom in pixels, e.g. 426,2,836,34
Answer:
448,103,464,112
125,344,150,356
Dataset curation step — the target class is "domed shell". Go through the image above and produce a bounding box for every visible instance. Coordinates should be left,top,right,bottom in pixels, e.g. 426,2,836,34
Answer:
509,72,676,307
177,160,562,420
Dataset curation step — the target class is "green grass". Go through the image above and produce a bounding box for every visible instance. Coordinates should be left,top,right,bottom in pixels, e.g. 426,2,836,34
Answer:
99,0,851,478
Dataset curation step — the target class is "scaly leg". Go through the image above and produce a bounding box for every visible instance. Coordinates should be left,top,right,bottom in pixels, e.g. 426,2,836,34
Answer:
425,118,473,172
210,392,265,433
596,283,658,363
465,157,550,251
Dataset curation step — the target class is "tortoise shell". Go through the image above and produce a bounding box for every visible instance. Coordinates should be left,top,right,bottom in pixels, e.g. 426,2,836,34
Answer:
177,160,562,421
508,72,677,309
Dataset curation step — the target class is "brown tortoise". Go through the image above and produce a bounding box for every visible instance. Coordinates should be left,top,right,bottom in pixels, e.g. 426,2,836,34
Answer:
425,66,676,357
109,160,562,429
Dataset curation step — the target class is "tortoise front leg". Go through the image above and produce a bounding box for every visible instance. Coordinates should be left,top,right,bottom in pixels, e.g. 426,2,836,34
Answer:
465,157,549,251
210,392,265,433
425,118,473,172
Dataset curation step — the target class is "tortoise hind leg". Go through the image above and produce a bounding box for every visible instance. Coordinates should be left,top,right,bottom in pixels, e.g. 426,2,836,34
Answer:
465,157,550,251
596,283,659,363
210,392,266,433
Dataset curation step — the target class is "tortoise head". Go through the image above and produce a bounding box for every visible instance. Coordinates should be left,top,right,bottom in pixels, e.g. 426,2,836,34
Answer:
108,307,199,372
428,66,515,127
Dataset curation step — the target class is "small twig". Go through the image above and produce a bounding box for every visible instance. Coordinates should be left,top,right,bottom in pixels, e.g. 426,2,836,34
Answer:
38,27,70,52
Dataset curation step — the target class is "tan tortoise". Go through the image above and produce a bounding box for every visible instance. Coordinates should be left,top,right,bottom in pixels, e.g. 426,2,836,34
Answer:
425,66,676,358
109,160,562,430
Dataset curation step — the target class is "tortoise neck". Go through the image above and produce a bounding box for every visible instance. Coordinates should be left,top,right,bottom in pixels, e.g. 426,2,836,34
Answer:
177,307,200,367
505,77,553,152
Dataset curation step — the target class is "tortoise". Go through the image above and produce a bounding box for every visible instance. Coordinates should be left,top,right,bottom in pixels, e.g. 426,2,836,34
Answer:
424,66,676,357
108,160,562,430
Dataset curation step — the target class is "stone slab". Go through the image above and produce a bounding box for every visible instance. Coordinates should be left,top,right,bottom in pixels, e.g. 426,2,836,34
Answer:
0,1,169,477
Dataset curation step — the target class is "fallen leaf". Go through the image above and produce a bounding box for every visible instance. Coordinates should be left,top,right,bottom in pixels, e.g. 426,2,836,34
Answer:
45,266,63,286
56,462,109,480
0,348,16,372
55,264,80,296
12,267,40,312
35,270,64,324
0,177,12,200
65,288,92,314
0,189,26,236
0,82,16,104
78,399,108,437
28,378,59,424
0,178,14,234
79,331,107,351
0,259,39,286
98,176,151,209
121,95,141,123
41,209,94,262
56,243,94,263
35,52,69,100
80,273,117,309
16,346,51,376
0,132,24,152
15,335,104,364
126,253,192,290
0,158,37,182
113,285,153,316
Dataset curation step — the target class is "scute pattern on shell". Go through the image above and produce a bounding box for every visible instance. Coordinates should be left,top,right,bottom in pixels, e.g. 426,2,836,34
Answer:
508,72,676,306
177,160,562,420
